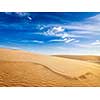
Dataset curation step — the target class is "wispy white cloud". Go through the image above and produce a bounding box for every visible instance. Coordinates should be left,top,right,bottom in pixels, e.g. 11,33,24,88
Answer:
38,14,100,40
5,12,32,21
32,40,44,44
52,26,64,32
76,40,100,48
63,14,100,36
5,12,30,17
86,14,100,22
91,40,100,45
27,16,32,20
68,30,95,35
21,40,44,44
43,26,64,36
15,12,30,17
41,25,85,41
49,38,76,44
61,32,87,38
49,39,64,42
74,40,80,43
65,38,75,43
64,24,100,35
40,14,100,38
32,14,100,49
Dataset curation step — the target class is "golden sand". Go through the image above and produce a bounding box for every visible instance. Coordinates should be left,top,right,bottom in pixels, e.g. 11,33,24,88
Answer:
0,48,100,86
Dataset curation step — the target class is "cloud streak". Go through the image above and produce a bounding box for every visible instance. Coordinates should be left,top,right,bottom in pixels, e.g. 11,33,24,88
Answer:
49,38,78,44
76,40,100,48
91,40,100,45
21,40,44,44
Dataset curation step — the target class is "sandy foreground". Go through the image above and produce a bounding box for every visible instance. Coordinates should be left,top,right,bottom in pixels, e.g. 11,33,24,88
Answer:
0,48,100,86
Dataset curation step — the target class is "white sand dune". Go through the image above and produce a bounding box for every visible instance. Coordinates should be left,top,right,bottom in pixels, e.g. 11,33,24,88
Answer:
0,48,100,86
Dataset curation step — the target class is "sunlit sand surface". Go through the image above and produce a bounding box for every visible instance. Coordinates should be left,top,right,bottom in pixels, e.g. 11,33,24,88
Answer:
0,48,100,86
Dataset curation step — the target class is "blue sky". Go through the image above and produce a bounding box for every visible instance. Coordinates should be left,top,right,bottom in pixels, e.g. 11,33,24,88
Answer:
0,12,100,55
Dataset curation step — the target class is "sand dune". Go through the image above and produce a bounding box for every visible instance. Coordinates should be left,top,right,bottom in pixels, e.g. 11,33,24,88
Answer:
0,48,100,86
54,55,100,64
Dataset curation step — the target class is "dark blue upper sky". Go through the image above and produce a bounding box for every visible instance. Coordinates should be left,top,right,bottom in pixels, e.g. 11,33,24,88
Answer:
0,12,100,55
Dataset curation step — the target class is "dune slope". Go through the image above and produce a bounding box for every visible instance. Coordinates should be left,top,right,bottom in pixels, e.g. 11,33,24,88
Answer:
0,48,100,86
54,55,100,64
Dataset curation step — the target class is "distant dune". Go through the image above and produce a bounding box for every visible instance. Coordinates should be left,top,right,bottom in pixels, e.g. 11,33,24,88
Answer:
0,48,100,86
54,55,100,64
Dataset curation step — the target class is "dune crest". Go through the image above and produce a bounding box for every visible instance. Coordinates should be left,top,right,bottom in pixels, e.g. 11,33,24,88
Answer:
0,48,100,86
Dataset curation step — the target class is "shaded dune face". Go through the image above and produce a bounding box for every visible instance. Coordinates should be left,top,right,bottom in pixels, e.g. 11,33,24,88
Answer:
0,48,100,86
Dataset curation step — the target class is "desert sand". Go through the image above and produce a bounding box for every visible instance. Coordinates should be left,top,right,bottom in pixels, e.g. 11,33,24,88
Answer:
0,48,100,86
54,55,100,64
